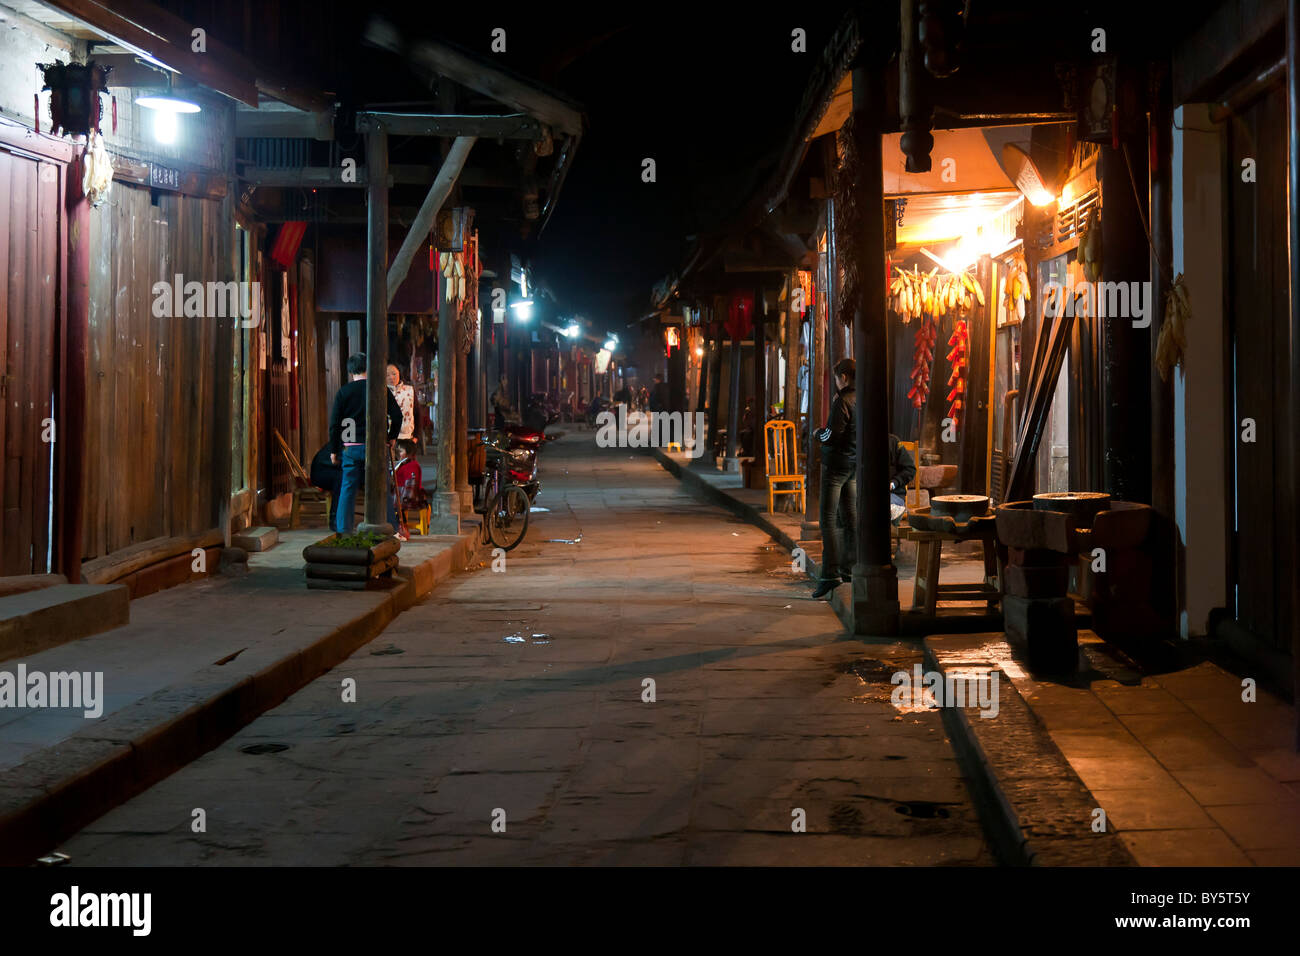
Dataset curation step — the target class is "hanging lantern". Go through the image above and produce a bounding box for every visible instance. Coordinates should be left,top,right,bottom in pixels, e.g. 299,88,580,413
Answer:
39,60,112,137
665,326,680,355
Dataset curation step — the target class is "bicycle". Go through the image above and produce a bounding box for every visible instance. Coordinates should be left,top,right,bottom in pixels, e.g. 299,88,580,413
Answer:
474,435,532,551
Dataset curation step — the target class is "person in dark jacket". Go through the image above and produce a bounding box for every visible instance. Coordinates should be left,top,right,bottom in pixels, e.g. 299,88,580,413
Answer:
888,433,917,521
812,358,858,599
649,374,669,413
329,352,403,534
310,442,342,530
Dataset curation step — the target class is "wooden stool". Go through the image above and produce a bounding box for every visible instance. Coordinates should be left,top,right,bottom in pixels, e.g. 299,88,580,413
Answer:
290,486,330,529
907,529,1000,616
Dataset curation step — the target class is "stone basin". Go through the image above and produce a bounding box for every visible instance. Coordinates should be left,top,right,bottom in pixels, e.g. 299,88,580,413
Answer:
997,499,1152,553
1032,492,1111,530
931,494,991,524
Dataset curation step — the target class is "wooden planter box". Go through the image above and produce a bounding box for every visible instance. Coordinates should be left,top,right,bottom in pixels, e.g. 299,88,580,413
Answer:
302,534,401,590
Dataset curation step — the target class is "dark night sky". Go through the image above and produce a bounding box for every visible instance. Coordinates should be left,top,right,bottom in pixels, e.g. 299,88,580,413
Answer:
375,2,851,331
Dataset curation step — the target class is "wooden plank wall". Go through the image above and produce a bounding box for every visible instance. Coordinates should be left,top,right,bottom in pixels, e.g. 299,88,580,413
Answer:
295,256,337,464
83,184,225,561
0,150,59,575
1228,82,1295,654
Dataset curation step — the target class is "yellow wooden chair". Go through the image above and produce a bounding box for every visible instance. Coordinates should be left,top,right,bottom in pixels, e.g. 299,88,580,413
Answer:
892,440,921,552
763,419,806,514
898,440,922,511
410,503,432,536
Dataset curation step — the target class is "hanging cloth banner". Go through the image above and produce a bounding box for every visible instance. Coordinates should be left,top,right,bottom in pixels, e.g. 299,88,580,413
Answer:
724,291,754,341
797,269,815,312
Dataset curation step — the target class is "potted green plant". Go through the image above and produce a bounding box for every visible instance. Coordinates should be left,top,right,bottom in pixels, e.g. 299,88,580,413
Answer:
302,530,400,589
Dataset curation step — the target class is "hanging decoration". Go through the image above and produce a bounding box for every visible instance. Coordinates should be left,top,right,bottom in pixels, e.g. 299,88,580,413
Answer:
38,60,111,137
447,229,482,355
665,326,680,355
81,130,113,208
724,290,754,341
889,264,982,323
1155,272,1190,382
946,319,969,432
1002,254,1031,320
796,269,814,312
908,316,937,409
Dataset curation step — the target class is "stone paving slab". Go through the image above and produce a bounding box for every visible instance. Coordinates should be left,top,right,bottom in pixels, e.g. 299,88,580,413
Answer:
52,436,993,866
931,632,1300,867
0,525,478,866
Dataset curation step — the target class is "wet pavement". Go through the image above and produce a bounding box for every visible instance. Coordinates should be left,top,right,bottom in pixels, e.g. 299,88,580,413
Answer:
56,433,991,865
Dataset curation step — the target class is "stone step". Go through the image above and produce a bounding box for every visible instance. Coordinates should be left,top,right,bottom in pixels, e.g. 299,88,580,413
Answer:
232,526,279,552
0,584,130,663
0,574,67,598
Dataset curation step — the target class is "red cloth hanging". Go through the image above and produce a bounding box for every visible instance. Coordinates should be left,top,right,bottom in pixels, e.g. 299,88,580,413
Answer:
724,291,754,340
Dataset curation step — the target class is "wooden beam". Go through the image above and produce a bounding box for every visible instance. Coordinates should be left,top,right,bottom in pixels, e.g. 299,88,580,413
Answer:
240,164,516,189
40,0,331,111
235,108,335,140
387,136,475,308
109,151,227,199
363,129,390,530
365,21,582,137
81,531,223,584
356,112,541,139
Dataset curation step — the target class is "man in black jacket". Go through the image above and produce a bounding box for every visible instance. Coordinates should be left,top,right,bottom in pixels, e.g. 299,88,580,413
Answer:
329,352,403,534
810,358,919,599
812,358,858,599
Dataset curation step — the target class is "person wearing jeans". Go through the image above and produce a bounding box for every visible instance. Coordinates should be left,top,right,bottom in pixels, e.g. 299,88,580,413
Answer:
330,352,402,535
812,358,858,599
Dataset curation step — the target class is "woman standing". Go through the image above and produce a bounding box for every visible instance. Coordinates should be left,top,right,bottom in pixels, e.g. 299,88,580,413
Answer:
387,362,416,442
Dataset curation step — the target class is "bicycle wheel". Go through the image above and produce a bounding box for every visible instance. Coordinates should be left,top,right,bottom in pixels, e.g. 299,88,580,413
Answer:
486,484,531,551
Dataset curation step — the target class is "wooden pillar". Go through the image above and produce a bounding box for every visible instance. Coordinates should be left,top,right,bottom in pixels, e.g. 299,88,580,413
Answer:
1149,62,1178,640
60,147,90,581
723,330,743,472
752,282,768,480
784,276,800,426
1100,85,1152,505
362,126,391,532
432,298,460,531
456,341,469,509
707,327,724,463
696,331,711,416
850,60,899,635
468,310,482,429
1286,0,1300,748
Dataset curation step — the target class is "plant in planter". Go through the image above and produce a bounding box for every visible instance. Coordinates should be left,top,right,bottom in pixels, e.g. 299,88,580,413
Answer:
302,530,401,590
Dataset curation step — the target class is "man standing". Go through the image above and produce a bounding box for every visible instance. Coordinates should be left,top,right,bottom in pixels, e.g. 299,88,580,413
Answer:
812,358,858,599
330,352,402,534
649,373,668,413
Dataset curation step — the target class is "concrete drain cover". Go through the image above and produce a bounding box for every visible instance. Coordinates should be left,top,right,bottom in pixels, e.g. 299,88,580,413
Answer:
240,743,290,755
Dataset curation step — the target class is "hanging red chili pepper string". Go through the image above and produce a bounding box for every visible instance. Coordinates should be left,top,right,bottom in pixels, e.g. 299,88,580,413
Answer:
946,318,969,432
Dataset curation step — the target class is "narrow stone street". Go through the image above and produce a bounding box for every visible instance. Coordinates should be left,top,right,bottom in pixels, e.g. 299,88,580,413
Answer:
58,434,989,865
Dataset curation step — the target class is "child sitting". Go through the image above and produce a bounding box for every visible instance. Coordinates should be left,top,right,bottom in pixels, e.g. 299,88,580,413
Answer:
393,440,427,513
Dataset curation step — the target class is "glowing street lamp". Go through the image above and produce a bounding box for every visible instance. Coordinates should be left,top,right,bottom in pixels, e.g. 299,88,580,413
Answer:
136,73,200,145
